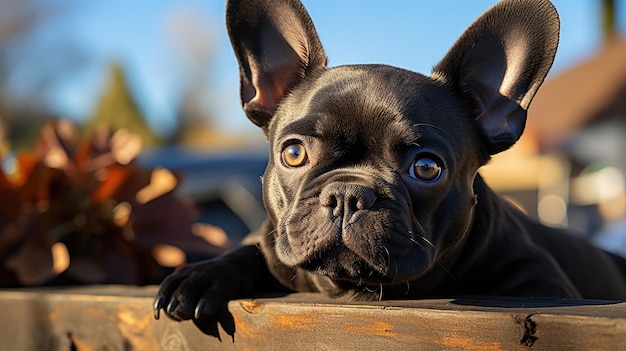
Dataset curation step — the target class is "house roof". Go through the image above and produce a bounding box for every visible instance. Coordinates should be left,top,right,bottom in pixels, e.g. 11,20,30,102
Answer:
527,37,626,151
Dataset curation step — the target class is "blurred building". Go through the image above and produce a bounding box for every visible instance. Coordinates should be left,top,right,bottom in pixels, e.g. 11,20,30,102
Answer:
481,37,626,237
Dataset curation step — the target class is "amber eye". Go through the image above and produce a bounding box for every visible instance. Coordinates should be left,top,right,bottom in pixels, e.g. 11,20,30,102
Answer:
409,157,442,182
281,143,308,168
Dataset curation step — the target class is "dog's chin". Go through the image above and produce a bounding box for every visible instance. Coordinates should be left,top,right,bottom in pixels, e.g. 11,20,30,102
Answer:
274,200,439,285
297,245,429,286
299,246,376,281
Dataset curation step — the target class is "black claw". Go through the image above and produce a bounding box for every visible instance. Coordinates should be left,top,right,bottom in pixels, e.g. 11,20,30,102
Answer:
153,296,165,320
166,298,179,314
194,299,207,320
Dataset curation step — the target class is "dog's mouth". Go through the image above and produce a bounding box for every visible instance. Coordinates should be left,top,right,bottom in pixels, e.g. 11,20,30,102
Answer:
277,208,439,285
275,174,440,285
299,244,396,284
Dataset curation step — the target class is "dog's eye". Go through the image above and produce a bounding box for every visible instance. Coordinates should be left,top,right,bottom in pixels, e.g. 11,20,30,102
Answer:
409,157,442,182
281,143,308,168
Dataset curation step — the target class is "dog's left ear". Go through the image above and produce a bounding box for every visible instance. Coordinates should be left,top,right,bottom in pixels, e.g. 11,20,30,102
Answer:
226,0,327,134
433,0,559,154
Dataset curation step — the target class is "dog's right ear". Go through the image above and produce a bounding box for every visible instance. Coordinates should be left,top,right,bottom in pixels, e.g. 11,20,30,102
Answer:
226,0,327,133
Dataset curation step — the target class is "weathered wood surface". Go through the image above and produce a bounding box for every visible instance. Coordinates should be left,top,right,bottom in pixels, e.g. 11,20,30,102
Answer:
0,285,624,350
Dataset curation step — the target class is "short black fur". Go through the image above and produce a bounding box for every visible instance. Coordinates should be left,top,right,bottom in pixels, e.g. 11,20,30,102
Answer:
155,0,626,338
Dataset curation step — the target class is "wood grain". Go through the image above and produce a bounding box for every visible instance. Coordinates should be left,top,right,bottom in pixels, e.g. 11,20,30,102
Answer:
0,286,624,350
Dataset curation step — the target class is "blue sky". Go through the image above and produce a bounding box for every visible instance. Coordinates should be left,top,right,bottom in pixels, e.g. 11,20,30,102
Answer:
42,0,625,138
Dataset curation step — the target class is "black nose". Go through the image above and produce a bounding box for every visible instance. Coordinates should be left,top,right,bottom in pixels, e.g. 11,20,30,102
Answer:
320,183,377,220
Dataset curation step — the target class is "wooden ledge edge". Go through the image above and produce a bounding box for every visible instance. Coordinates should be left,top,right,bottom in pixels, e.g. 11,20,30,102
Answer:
0,285,624,350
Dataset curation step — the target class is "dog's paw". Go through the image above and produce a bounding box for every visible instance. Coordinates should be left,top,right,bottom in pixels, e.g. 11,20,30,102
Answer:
153,258,245,334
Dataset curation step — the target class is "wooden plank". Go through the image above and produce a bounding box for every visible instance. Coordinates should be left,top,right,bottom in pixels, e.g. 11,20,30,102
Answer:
0,286,624,350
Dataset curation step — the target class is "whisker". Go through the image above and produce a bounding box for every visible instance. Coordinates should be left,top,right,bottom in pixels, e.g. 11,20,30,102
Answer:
361,281,384,301
382,246,391,267
409,230,436,250
382,246,399,284
419,235,436,249
408,229,452,282
364,284,378,293
438,263,457,282
408,236,425,249
377,247,391,275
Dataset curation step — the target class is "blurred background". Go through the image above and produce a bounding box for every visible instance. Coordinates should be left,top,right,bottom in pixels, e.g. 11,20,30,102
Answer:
0,0,625,286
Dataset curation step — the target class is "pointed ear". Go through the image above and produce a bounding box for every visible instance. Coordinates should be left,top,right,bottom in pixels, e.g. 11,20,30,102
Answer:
433,0,559,154
226,0,327,133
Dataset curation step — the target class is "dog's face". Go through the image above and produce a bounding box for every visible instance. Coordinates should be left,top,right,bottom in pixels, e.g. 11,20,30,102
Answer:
263,66,485,284
227,0,559,286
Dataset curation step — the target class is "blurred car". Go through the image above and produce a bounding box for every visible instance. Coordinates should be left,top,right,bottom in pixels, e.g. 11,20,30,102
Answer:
139,146,268,245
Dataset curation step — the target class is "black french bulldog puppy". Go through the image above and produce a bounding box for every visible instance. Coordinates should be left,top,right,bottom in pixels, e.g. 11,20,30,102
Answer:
155,0,626,329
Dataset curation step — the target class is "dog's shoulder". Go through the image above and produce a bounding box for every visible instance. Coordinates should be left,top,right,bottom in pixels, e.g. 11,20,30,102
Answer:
523,217,626,299
473,175,626,299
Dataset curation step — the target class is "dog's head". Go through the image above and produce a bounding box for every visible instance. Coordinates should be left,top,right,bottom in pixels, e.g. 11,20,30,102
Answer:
226,0,559,286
